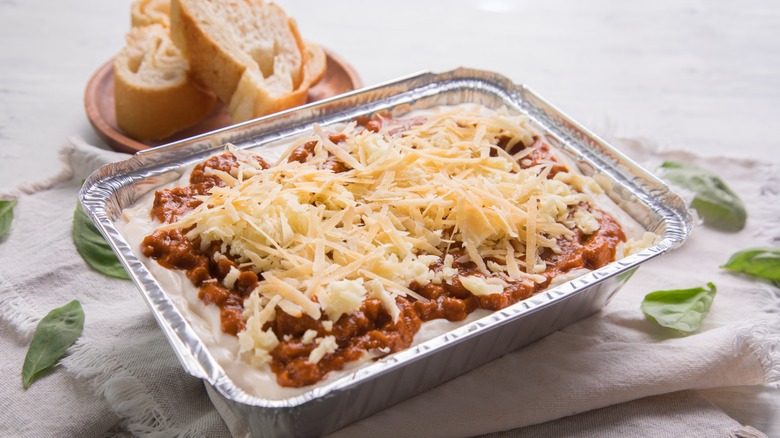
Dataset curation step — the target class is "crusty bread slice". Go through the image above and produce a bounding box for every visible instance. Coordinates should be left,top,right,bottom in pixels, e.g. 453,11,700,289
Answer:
114,24,216,141
229,40,327,122
170,0,306,114
131,0,171,28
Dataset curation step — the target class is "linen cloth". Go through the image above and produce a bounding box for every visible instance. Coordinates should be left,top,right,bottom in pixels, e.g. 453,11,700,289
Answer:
0,137,777,437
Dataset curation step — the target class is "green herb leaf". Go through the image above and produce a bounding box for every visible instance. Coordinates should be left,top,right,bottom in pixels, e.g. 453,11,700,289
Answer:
22,300,85,389
73,203,130,279
722,248,780,287
0,199,16,238
660,161,746,232
641,282,717,333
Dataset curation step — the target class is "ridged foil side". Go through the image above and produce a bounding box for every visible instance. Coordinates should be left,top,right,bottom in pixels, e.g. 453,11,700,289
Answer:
80,68,693,436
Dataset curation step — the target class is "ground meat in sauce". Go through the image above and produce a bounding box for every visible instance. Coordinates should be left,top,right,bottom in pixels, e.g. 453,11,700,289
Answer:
151,152,269,223
289,138,350,173
140,114,626,388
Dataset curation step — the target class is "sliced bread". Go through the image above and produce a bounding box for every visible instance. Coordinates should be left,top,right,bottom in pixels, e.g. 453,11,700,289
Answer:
171,0,311,120
229,40,327,122
114,24,216,140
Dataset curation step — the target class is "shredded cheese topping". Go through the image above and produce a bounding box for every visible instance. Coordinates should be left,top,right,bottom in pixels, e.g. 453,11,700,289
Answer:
163,105,607,366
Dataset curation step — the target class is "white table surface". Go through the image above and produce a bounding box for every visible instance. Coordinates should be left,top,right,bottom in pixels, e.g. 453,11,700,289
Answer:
1,0,778,435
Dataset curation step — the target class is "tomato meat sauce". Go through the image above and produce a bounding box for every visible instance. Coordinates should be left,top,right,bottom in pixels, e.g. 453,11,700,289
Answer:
141,113,625,388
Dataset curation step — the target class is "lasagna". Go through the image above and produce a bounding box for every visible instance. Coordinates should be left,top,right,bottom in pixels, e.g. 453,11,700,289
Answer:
119,105,653,391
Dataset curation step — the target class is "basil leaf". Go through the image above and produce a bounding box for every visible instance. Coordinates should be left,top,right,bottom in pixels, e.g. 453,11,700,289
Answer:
660,161,746,232
73,204,130,279
641,282,717,333
0,199,16,238
22,300,85,389
722,248,780,287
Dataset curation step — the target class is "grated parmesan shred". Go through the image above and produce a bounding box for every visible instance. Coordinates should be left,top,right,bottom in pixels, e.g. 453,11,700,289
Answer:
163,105,612,365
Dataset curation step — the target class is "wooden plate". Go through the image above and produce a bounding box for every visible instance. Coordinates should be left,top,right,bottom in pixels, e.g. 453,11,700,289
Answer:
85,50,362,154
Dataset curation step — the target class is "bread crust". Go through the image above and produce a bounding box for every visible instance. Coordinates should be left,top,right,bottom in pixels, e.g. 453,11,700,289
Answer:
171,0,306,106
286,16,307,91
229,41,327,122
171,0,249,103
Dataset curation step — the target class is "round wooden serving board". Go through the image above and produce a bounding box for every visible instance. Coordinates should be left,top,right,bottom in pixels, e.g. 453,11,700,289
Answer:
85,50,362,154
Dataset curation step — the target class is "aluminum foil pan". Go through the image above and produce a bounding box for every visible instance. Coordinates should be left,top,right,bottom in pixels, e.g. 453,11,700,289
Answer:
80,68,693,437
